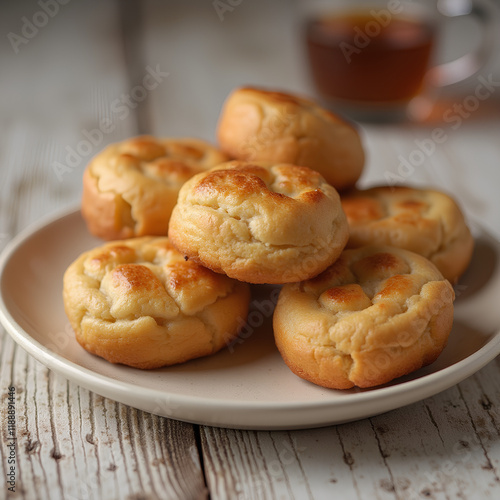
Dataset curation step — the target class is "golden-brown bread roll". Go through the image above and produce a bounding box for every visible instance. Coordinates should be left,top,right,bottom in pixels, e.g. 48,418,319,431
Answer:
216,87,365,191
273,246,455,389
63,237,250,369
341,185,474,283
167,160,349,284
81,135,229,240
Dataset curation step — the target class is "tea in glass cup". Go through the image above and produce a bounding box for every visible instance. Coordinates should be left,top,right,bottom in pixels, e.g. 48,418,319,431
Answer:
301,0,497,121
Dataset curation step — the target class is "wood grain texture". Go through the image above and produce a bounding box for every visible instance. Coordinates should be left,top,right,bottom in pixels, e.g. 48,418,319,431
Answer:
1,0,500,499
0,334,207,500
201,375,500,500
0,1,206,499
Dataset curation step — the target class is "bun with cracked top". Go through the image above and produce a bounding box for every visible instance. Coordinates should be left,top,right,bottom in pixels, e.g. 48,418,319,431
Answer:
167,160,349,284
63,237,250,369
341,185,474,283
216,87,365,191
81,135,229,240
273,245,455,389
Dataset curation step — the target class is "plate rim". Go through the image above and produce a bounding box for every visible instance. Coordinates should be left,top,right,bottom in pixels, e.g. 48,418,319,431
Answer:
1,205,500,428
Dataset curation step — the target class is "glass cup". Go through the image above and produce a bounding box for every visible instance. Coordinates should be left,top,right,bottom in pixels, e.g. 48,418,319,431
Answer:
301,0,499,122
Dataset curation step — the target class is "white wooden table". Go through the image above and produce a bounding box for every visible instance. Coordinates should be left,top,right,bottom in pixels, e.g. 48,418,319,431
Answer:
1,1,500,499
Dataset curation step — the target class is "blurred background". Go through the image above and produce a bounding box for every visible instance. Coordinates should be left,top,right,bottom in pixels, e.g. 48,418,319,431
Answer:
1,0,500,234
2,3,500,498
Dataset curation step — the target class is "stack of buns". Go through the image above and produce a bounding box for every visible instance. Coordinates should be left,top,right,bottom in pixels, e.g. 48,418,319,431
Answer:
64,86,472,389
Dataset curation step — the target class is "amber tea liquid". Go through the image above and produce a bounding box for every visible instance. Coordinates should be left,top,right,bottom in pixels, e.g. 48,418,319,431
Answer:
305,12,436,104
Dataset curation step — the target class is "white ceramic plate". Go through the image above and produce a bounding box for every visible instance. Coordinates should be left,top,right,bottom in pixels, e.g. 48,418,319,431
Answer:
1,206,499,430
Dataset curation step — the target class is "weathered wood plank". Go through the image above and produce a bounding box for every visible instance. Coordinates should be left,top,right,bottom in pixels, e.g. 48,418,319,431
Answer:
200,368,500,500
0,1,206,499
139,0,304,142
0,336,207,500
2,1,500,499
197,121,500,499
456,359,500,473
136,1,500,499
366,389,498,499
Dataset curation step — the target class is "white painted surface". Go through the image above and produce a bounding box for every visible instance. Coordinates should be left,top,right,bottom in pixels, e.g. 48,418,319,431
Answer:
1,1,500,498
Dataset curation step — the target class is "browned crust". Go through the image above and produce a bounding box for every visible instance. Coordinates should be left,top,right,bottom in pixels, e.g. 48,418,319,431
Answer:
273,246,455,389
216,87,365,191
167,161,349,284
63,237,251,369
81,167,136,240
81,136,229,241
341,185,475,283
72,280,250,369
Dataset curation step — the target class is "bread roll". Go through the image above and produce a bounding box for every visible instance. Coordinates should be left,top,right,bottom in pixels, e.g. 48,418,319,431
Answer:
341,185,474,282
82,135,228,240
274,245,455,389
168,160,349,284
217,87,365,190
63,237,250,369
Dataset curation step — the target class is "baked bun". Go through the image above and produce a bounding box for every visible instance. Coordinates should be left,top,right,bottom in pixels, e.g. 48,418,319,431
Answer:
216,87,365,191
168,160,349,284
341,185,474,283
274,246,455,389
81,135,229,240
63,237,250,369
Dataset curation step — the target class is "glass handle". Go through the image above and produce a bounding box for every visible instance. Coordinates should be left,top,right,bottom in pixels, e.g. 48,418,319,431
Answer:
427,0,499,87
